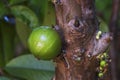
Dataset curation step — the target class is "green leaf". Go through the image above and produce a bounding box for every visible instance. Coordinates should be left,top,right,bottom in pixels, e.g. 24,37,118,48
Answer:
15,18,32,48
9,0,27,5
28,0,55,26
11,5,39,29
0,20,15,64
5,54,55,80
0,76,10,80
98,17,109,32
42,1,56,26
28,0,48,24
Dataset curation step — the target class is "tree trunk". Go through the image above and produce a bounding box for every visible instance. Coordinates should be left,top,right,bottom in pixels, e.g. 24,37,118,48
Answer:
109,0,120,80
53,0,112,80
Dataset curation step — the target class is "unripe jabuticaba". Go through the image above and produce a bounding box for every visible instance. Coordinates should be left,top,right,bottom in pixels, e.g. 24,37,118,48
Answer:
28,26,62,60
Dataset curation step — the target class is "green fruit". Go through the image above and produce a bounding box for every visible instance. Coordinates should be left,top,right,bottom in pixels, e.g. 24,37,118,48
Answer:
100,60,106,67
98,72,104,78
28,26,62,60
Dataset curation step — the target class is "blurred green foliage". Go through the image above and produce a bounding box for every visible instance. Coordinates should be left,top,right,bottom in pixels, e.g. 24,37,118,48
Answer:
0,76,10,80
95,0,112,23
0,2,9,18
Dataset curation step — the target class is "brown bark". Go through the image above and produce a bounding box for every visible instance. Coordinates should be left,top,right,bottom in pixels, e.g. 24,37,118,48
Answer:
109,0,120,80
53,0,112,80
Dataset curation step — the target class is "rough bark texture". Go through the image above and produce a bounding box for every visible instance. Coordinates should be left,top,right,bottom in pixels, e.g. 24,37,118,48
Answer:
53,0,112,80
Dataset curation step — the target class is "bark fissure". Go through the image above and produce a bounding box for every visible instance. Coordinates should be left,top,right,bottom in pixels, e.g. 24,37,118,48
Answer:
53,0,112,80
